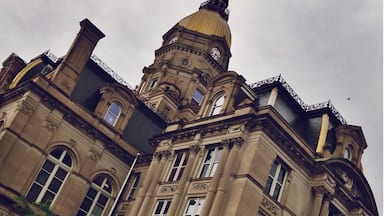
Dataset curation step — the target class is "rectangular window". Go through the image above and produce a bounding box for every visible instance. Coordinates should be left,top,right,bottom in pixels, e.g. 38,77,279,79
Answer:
126,174,140,200
184,197,205,216
265,160,288,201
168,152,188,182
199,146,223,178
153,199,171,216
192,89,204,104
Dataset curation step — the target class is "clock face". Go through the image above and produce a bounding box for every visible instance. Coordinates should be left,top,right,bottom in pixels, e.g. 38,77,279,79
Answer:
168,36,178,44
211,47,221,61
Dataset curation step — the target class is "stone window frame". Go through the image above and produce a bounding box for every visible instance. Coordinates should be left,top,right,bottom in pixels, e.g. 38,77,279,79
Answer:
183,197,205,216
76,174,115,216
126,173,140,201
265,160,289,202
343,145,354,161
209,93,225,116
152,199,172,216
199,146,223,178
103,102,122,126
192,88,204,105
26,147,73,206
167,151,189,182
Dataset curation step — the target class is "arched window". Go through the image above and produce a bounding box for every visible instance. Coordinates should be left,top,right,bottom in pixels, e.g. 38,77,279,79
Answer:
77,175,113,216
104,102,121,126
209,94,225,116
343,147,352,160
26,148,73,205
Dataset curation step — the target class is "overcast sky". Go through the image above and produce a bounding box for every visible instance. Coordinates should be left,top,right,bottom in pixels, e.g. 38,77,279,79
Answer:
0,0,382,213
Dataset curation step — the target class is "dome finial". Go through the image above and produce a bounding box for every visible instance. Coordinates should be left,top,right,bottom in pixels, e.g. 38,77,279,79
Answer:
199,0,229,21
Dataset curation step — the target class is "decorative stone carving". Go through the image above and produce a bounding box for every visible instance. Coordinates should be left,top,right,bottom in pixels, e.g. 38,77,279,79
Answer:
222,137,244,149
159,185,178,195
89,149,102,161
189,144,201,154
261,197,280,215
191,182,210,192
44,119,57,132
227,124,245,134
158,140,172,147
17,103,34,116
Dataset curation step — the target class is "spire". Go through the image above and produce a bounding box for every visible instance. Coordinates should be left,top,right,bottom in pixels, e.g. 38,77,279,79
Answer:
199,0,229,21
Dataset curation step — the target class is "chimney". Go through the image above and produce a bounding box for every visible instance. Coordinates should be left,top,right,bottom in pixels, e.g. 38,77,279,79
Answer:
51,19,105,96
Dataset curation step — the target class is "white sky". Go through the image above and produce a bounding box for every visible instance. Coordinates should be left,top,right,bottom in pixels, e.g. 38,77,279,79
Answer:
0,0,382,213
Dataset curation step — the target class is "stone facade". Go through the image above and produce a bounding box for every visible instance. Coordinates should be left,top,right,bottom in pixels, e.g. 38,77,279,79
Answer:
0,1,378,216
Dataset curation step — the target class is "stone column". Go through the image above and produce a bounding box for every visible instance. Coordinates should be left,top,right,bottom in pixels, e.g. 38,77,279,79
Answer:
137,151,170,216
127,153,161,216
209,137,243,216
320,193,333,216
167,145,200,216
267,87,279,106
311,186,326,216
200,142,230,216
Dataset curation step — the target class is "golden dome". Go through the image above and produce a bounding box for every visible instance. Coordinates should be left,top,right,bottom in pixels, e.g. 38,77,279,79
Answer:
178,8,231,47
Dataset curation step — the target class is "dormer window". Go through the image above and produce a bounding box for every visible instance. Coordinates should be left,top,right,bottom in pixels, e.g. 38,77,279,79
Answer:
104,102,121,126
209,94,225,116
192,89,204,105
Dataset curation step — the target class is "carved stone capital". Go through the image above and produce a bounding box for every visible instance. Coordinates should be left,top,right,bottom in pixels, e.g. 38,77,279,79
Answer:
189,144,201,154
313,186,327,196
222,137,244,149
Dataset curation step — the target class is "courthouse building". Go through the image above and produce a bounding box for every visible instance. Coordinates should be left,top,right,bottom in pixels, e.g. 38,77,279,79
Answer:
0,0,378,215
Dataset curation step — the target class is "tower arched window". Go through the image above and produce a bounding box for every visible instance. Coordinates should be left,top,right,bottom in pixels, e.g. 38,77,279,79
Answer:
26,148,73,205
343,146,353,161
209,94,225,116
77,175,113,216
104,102,121,126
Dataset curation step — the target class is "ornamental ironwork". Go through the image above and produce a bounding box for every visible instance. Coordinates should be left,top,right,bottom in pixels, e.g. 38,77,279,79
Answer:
249,75,347,124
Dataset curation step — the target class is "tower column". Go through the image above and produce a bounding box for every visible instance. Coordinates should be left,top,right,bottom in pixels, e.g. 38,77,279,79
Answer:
200,141,230,216
127,153,161,216
137,151,170,216
209,137,243,216
320,193,333,216
167,145,200,215
311,186,326,216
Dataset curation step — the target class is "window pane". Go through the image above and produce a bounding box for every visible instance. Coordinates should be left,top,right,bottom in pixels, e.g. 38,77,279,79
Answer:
91,204,104,216
154,201,164,214
26,184,42,202
50,149,63,159
56,168,67,180
76,210,87,216
87,187,98,198
168,169,177,181
42,160,55,172
63,153,72,167
109,103,121,115
164,201,171,213
185,200,196,215
269,162,277,176
80,197,93,211
35,170,50,185
265,177,273,194
209,163,218,177
48,178,62,193
200,164,209,178
93,177,104,187
98,194,108,206
273,184,281,200
277,168,286,183
41,191,55,204
192,89,203,104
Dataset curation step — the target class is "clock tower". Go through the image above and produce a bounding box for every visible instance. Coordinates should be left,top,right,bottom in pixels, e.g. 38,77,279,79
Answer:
136,0,232,122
